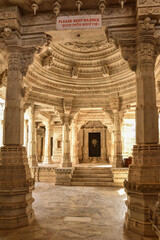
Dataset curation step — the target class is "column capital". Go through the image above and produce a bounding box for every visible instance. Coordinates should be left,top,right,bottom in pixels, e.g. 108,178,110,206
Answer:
107,17,160,71
7,46,35,77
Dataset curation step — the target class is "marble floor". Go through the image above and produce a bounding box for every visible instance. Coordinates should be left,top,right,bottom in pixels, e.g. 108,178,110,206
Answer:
0,183,154,240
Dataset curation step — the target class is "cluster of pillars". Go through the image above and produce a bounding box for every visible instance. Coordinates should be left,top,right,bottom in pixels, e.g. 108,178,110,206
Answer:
24,109,53,167
0,103,124,168
23,111,123,168
23,111,79,168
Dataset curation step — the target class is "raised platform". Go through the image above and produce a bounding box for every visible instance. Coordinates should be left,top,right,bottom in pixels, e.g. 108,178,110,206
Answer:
32,164,129,187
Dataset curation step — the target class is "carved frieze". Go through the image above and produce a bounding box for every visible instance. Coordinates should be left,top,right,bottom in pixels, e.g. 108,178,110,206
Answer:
133,144,160,165
124,179,160,193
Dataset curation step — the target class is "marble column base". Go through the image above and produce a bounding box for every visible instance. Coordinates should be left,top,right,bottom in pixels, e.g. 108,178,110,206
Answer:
43,156,53,164
124,184,159,237
55,168,73,185
0,145,35,229
28,155,37,167
124,144,160,238
62,162,72,167
71,156,79,165
112,154,123,168
62,153,72,168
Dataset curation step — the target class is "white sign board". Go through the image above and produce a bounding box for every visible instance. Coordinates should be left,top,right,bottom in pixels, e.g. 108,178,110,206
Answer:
56,15,102,30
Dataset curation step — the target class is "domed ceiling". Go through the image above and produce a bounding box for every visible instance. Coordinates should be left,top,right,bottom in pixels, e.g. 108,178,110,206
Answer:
26,38,136,99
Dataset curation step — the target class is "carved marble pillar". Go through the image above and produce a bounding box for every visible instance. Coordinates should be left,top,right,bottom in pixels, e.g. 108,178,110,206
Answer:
24,119,28,148
62,116,72,167
71,120,78,165
110,131,114,164
43,120,52,164
78,127,83,162
0,46,35,229
110,95,123,168
124,36,160,237
37,132,41,163
83,128,88,162
101,127,107,162
113,111,123,167
35,125,39,162
0,120,3,147
28,106,37,167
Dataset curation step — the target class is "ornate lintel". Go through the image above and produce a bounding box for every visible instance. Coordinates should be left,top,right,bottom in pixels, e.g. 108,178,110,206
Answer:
137,0,160,20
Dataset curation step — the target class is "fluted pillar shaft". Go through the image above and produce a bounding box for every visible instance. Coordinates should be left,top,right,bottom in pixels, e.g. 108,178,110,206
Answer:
113,111,122,168
0,46,35,229
62,117,72,167
43,121,52,164
71,120,78,165
124,36,160,237
28,106,37,167
24,119,28,148
0,120,3,147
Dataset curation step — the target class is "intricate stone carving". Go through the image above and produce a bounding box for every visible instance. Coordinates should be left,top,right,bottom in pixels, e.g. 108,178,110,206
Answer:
75,0,83,12
82,120,107,129
29,0,43,15
102,65,109,77
0,69,7,87
132,144,160,165
72,66,79,79
55,167,74,185
109,93,120,111
21,86,31,101
42,54,54,68
136,41,158,66
124,180,160,193
0,146,35,229
53,0,61,16
98,0,106,14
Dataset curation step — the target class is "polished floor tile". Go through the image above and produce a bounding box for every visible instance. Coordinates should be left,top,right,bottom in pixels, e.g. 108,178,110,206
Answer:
0,183,154,240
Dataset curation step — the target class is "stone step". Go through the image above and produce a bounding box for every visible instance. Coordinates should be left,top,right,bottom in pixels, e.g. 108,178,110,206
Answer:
71,182,115,187
74,169,112,174
75,167,111,170
72,173,112,178
71,177,113,182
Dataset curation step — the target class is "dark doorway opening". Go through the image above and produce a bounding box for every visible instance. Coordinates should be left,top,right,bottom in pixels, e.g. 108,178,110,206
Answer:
89,132,101,157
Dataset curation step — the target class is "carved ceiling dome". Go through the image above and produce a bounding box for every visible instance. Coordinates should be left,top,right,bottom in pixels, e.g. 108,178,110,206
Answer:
26,38,136,100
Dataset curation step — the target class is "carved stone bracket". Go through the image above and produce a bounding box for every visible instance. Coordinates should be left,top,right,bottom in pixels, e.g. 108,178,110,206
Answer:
109,92,121,112
22,86,31,102
63,98,73,121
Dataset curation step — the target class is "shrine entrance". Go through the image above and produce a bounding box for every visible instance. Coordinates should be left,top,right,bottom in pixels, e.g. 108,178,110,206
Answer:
89,132,101,158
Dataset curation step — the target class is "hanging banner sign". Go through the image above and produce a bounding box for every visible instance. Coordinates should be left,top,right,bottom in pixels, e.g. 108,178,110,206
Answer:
56,15,102,30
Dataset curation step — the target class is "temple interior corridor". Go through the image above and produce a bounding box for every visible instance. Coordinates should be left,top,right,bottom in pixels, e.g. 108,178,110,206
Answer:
1,0,160,239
